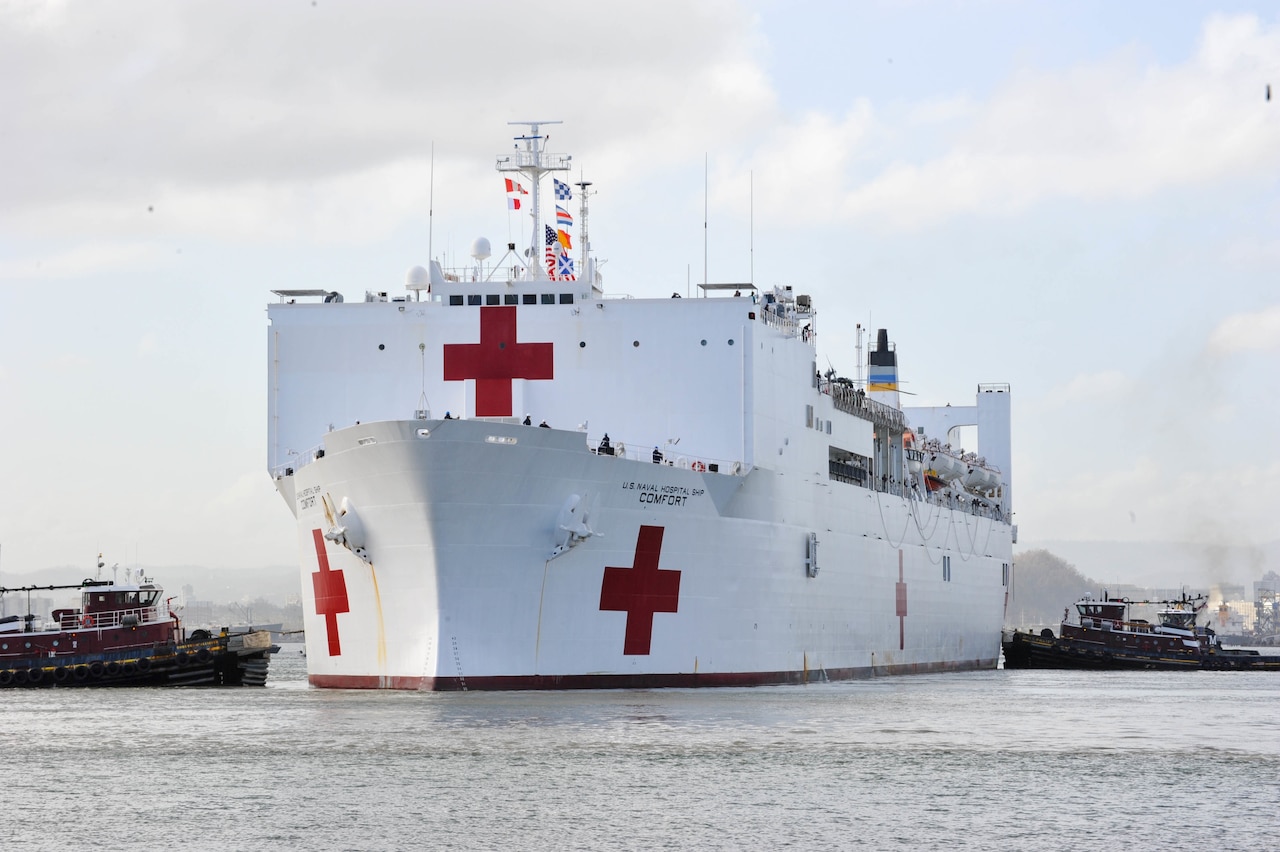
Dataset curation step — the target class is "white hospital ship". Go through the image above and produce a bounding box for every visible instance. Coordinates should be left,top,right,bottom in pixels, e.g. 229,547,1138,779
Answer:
268,123,1014,689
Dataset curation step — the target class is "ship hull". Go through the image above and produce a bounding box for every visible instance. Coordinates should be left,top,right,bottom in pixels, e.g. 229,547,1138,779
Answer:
288,419,1012,690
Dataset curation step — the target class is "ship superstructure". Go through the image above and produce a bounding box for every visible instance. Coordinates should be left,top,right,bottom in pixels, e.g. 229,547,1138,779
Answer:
267,124,1014,689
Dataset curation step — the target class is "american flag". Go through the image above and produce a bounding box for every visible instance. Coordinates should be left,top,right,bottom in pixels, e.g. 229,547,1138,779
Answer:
545,225,559,279
553,178,572,201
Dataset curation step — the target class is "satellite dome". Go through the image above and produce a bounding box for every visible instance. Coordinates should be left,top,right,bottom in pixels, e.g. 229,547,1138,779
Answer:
470,237,492,261
406,265,429,288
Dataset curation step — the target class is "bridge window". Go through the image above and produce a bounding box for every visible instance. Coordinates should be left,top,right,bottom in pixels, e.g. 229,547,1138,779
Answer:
559,293,574,304
523,294,537,305
540,293,555,304
486,294,500,306
504,294,518,305
467,294,482,306
449,295,463,306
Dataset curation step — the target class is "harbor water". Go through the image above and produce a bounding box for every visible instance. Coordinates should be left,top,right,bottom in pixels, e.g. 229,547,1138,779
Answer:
4,644,1278,850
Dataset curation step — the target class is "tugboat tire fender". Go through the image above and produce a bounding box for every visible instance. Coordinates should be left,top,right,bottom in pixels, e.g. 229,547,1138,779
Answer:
53,667,69,683
104,661,121,676
73,666,89,681
1040,628,1054,639
195,648,212,664
0,669,12,685
176,652,189,667
136,657,151,673
87,661,105,678
121,661,137,676
13,669,29,685
26,667,43,684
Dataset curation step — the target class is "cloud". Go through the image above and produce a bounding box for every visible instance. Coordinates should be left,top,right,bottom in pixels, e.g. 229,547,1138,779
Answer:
0,241,167,280
1207,304,1280,354
1042,369,1134,409
0,0,766,242
832,14,1280,228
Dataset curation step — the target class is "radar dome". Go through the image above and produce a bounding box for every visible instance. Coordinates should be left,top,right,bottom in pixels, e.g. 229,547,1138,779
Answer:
470,237,492,261
406,265,429,288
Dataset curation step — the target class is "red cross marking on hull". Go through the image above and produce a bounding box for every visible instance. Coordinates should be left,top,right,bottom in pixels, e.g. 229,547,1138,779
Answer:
599,525,681,655
895,549,907,651
311,528,350,656
442,305,554,417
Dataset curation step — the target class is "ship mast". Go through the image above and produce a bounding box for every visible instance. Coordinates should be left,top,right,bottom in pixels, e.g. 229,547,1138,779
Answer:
496,121,570,279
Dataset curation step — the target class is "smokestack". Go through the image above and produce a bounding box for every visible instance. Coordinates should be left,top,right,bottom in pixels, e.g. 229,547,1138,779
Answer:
868,328,900,408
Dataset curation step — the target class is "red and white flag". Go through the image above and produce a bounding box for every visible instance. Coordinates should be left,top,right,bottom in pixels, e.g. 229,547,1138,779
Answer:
504,178,528,210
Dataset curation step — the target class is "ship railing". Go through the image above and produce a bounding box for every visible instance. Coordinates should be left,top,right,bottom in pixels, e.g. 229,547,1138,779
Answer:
589,439,750,476
272,444,324,479
59,606,164,631
903,480,1010,523
824,381,907,431
757,304,810,340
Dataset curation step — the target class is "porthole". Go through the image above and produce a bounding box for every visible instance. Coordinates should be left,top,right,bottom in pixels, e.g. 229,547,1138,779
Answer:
378,344,385,351
633,341,640,347
701,340,707,346
579,341,586,348
728,339,735,345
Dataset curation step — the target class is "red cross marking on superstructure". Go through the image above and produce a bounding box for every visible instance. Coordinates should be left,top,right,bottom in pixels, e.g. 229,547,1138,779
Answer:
895,549,908,651
599,525,681,656
442,305,554,417
311,528,350,657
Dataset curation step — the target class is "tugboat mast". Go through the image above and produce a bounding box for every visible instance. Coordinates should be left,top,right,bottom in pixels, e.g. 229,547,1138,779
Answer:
496,120,570,279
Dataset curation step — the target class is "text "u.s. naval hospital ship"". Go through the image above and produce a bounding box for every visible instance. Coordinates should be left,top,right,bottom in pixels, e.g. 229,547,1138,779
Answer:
268,123,1014,689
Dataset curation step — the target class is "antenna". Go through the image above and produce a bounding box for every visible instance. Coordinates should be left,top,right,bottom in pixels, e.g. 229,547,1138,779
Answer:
855,323,864,388
575,177,593,285
703,152,709,292
427,141,435,301
749,170,754,289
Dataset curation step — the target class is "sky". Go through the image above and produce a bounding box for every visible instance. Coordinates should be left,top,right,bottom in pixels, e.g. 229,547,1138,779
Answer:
1,0,1277,589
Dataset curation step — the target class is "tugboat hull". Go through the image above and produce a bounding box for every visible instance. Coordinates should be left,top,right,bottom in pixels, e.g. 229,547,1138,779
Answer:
0,630,277,689
1002,629,1280,671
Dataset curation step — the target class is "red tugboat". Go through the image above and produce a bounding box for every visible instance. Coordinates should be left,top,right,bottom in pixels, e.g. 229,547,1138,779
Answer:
0,567,277,688
1003,591,1280,670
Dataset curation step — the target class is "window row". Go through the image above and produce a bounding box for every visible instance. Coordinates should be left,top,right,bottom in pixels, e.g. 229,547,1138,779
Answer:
448,293,575,306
